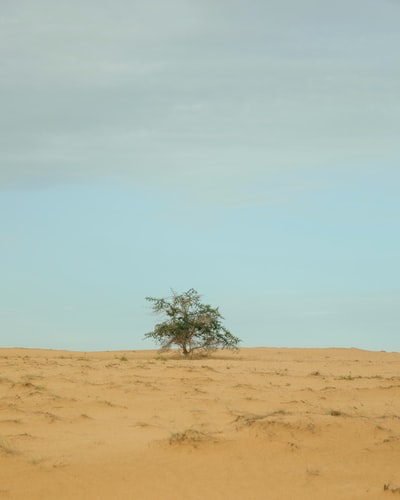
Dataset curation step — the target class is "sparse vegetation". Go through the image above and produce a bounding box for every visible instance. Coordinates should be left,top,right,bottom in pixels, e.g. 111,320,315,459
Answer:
384,483,400,493
168,429,214,447
234,410,288,427
339,373,355,380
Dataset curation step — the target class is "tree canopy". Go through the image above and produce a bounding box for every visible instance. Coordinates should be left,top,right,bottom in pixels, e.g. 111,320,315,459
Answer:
144,289,241,356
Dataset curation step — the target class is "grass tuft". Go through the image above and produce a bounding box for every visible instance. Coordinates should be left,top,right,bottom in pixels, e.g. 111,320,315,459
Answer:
169,429,214,447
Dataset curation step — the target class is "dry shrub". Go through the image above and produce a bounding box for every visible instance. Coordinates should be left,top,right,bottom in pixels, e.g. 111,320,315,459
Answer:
168,429,215,447
234,410,287,427
384,483,400,493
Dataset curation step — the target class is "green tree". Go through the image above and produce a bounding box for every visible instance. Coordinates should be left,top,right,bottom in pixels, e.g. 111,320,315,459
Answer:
144,289,241,356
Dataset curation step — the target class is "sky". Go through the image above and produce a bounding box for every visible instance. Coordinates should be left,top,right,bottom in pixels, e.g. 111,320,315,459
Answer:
1,0,399,352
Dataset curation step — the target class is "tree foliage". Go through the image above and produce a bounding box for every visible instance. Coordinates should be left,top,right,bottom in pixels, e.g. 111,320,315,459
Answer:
144,289,240,356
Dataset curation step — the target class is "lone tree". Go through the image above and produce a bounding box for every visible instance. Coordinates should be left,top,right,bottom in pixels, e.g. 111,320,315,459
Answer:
145,289,241,356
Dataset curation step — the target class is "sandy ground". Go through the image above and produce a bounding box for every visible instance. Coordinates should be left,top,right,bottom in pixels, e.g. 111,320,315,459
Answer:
1,347,400,499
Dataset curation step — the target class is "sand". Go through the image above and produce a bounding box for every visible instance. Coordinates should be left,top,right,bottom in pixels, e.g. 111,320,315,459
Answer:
1,347,400,499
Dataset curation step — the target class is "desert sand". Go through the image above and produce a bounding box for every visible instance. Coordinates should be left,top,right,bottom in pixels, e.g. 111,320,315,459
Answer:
1,347,400,499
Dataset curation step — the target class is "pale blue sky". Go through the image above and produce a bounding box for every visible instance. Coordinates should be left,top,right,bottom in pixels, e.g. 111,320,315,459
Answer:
1,1,399,351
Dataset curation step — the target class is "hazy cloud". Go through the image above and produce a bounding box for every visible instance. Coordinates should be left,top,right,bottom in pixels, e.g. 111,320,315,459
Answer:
1,0,399,199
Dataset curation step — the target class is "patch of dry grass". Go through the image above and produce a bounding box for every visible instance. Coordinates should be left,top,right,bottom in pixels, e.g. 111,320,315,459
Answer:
168,429,216,447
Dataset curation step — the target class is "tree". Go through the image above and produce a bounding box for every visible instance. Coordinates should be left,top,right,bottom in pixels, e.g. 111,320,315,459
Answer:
144,289,241,356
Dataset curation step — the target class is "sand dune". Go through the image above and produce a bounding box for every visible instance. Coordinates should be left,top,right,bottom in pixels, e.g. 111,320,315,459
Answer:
1,347,400,499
